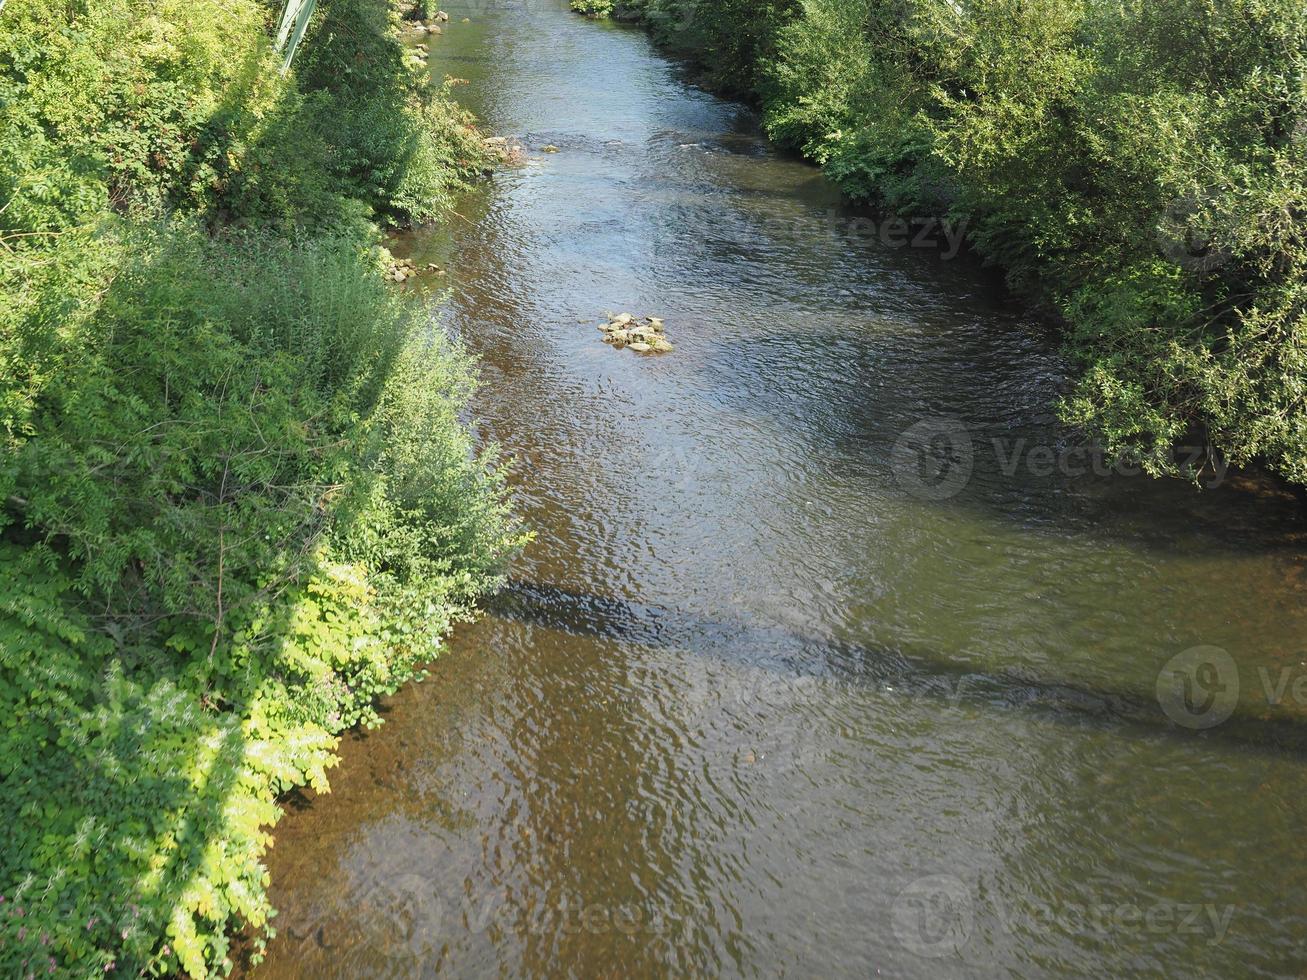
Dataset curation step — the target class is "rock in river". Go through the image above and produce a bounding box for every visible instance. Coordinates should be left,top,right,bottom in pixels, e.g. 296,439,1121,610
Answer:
597,313,674,354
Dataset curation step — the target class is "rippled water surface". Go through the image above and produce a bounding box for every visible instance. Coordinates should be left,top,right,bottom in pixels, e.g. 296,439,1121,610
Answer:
255,5,1307,976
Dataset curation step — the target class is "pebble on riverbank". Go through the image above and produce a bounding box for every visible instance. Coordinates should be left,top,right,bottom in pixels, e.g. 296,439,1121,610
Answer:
383,255,445,283
598,313,673,354
484,135,527,167
386,256,418,282
395,2,449,35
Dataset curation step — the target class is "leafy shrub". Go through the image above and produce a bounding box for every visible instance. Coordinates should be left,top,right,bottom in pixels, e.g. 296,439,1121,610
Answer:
603,0,797,96
0,0,521,975
287,0,494,226
571,0,615,18
0,220,521,977
0,0,290,232
0,0,493,235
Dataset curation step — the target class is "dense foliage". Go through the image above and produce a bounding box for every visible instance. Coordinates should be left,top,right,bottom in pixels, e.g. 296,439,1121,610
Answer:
1,0,520,975
590,0,1307,483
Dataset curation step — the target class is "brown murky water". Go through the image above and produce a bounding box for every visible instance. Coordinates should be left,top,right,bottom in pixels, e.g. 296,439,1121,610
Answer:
255,4,1307,976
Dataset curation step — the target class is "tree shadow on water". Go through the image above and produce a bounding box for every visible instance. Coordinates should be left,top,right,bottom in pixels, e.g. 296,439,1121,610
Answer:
492,578,1307,764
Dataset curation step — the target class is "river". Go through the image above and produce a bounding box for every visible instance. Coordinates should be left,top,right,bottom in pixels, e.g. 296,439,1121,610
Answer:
254,3,1307,976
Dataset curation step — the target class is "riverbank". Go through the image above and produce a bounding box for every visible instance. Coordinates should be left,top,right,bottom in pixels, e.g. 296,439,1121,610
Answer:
0,1,520,975
578,0,1307,490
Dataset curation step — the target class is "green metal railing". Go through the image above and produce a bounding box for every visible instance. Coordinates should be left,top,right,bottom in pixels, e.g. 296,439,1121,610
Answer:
274,0,318,71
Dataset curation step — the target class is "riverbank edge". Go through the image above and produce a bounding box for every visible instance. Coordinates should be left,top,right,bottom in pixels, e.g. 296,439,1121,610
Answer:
0,1,524,975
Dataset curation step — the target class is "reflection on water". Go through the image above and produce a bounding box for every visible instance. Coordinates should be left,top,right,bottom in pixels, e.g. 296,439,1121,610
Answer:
255,4,1307,978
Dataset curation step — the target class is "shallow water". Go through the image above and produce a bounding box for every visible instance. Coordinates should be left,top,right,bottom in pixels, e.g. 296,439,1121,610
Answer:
255,5,1307,976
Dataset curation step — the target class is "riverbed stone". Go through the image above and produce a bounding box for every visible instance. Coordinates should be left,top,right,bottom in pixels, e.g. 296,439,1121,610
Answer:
597,313,672,353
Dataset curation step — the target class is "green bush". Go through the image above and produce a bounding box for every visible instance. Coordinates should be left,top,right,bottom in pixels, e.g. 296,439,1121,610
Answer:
287,0,494,226
0,0,520,975
0,219,519,978
0,0,493,235
0,0,282,233
570,0,615,18
597,0,796,96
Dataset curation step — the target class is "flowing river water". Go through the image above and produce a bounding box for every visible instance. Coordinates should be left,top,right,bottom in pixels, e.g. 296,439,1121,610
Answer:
255,4,1307,976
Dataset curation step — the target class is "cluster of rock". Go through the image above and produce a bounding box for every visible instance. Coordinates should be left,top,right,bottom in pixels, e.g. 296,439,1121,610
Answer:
418,13,447,36
484,135,527,166
599,313,673,353
398,6,450,59
386,257,444,283
399,3,449,28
